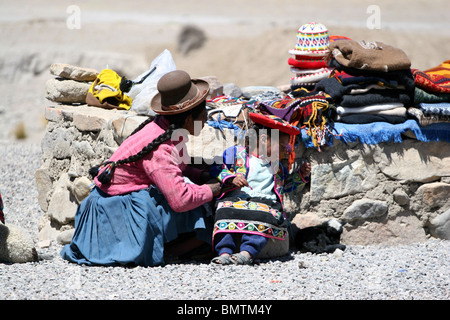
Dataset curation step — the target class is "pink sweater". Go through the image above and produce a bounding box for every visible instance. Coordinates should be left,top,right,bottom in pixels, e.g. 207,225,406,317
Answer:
95,117,213,212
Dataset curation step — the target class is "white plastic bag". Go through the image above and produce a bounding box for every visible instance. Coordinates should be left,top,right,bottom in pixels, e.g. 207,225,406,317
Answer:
128,49,176,115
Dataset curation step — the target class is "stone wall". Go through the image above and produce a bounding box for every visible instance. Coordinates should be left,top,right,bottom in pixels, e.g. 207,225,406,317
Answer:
35,104,450,247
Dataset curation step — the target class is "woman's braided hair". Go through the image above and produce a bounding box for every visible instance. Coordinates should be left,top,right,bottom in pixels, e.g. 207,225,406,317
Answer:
89,100,206,184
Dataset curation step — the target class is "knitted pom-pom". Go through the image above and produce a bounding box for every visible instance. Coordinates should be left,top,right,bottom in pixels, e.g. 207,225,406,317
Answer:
89,161,116,184
97,170,113,184
88,165,102,179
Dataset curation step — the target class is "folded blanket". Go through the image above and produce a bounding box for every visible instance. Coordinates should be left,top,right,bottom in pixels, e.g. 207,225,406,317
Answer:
412,68,450,94
349,84,405,94
336,114,407,124
414,87,450,104
338,106,406,117
339,89,411,108
424,60,450,77
337,103,404,115
408,107,450,127
327,59,415,93
367,106,407,117
315,74,409,102
417,102,450,116
328,40,411,72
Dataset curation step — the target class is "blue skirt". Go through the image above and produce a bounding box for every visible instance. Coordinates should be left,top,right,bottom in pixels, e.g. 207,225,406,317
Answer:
60,187,213,267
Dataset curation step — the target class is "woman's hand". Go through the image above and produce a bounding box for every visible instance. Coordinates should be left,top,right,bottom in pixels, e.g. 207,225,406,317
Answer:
207,181,222,197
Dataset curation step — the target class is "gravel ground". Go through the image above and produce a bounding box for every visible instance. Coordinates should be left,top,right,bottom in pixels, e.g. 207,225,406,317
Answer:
0,141,449,301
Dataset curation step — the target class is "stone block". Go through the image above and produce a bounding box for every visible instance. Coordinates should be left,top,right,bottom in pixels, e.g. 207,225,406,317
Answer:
310,159,379,202
223,83,242,98
417,182,450,209
393,189,410,206
342,214,427,245
50,63,98,81
35,167,52,212
72,141,95,159
110,115,148,144
45,78,91,104
45,106,63,123
69,176,92,203
200,76,223,99
73,113,107,131
57,228,75,245
428,209,450,240
374,140,450,182
47,174,78,225
342,198,388,222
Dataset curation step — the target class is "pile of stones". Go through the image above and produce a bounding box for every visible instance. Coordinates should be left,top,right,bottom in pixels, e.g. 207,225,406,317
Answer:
45,63,99,105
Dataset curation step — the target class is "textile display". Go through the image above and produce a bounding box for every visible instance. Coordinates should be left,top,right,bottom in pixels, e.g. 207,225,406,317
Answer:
328,40,411,72
314,43,414,127
257,89,334,151
412,68,450,94
288,22,330,56
414,87,450,104
424,60,450,77
408,107,450,127
417,102,450,116
336,114,407,124
326,59,415,93
301,120,450,148
315,74,405,101
287,22,336,91
407,61,450,128
336,103,405,116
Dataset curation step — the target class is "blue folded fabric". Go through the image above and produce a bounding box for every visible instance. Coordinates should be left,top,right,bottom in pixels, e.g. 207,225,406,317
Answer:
302,120,450,148
418,102,450,116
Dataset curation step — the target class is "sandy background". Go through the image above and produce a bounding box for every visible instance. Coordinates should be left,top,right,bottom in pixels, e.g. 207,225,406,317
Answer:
0,0,449,144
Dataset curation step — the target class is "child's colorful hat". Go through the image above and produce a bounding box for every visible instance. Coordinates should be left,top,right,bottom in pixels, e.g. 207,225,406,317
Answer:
249,112,300,136
288,22,330,57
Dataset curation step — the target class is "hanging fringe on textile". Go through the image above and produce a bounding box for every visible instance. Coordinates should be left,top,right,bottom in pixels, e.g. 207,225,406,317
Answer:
252,88,346,169
303,100,330,151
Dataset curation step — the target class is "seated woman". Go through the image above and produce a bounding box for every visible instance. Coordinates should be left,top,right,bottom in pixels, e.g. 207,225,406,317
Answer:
61,70,221,267
211,112,311,265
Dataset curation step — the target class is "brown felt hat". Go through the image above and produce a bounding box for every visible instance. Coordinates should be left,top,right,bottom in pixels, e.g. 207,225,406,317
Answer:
150,70,209,115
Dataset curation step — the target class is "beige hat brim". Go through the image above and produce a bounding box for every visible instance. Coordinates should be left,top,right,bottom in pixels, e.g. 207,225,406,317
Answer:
150,79,209,115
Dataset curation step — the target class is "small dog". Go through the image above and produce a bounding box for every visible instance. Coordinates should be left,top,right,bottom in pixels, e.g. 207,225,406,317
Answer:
294,219,346,254
0,223,38,263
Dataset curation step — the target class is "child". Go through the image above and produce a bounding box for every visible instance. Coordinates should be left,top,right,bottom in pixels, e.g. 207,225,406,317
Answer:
211,112,311,265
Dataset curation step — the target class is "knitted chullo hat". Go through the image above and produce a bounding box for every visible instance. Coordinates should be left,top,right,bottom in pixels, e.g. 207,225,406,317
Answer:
288,22,330,57
249,112,300,136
